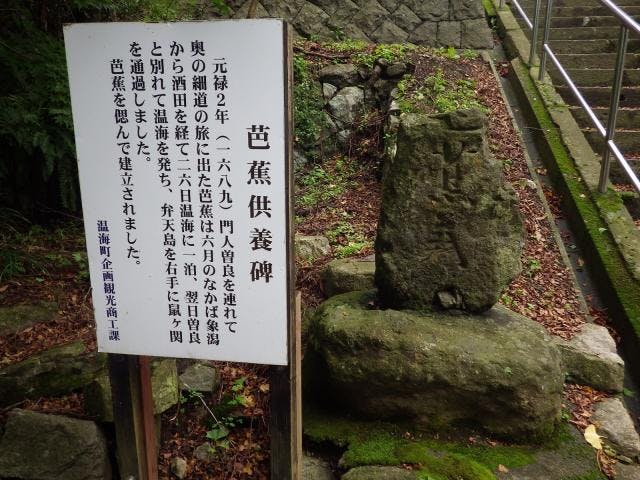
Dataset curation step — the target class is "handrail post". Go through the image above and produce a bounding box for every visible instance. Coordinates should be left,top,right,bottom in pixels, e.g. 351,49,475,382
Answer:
529,0,542,65
598,25,629,193
538,0,554,80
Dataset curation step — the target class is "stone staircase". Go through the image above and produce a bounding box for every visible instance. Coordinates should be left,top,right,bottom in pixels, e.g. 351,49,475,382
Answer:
509,0,640,183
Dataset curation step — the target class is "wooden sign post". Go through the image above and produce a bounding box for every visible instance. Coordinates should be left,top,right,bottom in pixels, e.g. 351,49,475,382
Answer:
64,19,299,479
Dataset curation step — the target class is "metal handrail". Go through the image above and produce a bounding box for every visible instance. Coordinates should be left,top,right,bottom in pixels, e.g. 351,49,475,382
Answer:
500,0,640,194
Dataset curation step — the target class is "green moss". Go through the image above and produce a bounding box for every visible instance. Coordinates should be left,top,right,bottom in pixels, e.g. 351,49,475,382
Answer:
418,454,495,480
293,55,327,157
304,407,535,474
511,60,640,350
482,0,497,17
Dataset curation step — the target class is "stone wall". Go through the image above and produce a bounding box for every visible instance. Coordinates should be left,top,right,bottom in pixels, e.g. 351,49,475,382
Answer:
226,0,493,48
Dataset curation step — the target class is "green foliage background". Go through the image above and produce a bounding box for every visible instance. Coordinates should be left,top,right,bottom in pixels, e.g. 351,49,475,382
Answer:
0,0,227,216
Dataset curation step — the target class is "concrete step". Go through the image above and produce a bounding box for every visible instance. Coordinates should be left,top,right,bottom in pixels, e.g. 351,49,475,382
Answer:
549,68,640,87
517,17,636,36
542,38,640,54
553,16,639,28
524,26,620,40
513,0,640,7
546,5,640,16
555,53,640,69
557,85,640,107
584,129,640,152
570,106,640,129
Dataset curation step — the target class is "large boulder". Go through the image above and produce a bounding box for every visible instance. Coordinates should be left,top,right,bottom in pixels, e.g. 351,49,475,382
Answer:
376,110,523,312
0,409,111,480
0,302,59,336
322,257,375,297
0,341,106,406
303,455,335,480
592,398,640,461
307,291,563,441
318,64,361,89
179,361,220,393
328,86,365,129
556,323,624,392
84,357,179,422
295,235,331,262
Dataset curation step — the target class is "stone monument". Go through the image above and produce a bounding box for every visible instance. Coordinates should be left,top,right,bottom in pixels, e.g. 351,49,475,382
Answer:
306,109,564,441
376,109,523,312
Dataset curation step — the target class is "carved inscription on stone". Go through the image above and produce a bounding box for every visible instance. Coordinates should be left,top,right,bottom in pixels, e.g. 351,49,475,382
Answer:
375,110,523,312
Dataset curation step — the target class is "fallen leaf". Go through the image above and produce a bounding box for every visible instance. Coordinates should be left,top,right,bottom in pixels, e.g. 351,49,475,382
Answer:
584,424,603,450
498,464,509,473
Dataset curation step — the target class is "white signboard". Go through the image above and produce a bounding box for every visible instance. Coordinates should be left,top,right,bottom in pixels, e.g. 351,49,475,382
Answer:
64,20,290,365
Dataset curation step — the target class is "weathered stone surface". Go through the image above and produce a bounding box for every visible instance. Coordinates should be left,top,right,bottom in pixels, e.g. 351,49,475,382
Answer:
322,257,375,296
303,455,335,480
225,0,490,48
617,463,640,480
84,358,178,421
232,0,269,18
295,235,331,261
497,425,602,479
461,19,494,49
405,0,449,20
451,0,484,20
437,21,462,47
557,323,625,392
375,111,523,312
408,21,438,44
295,2,333,37
391,4,423,32
385,62,408,78
0,409,111,480
323,82,338,100
352,0,390,32
0,341,106,407
370,20,409,44
342,466,417,479
328,87,365,129
170,457,188,479
194,442,217,463
179,362,220,393
319,64,361,89
308,291,563,441
593,398,640,460
0,302,58,336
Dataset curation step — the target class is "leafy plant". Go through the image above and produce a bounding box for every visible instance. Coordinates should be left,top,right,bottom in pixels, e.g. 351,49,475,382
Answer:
355,43,416,67
397,69,486,114
297,158,355,208
334,240,373,258
527,258,542,276
293,55,327,157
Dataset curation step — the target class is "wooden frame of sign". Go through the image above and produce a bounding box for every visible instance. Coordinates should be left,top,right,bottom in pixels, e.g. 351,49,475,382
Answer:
106,23,300,480
269,22,303,480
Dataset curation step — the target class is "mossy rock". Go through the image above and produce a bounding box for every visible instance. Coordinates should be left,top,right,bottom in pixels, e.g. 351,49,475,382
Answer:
0,409,112,480
0,302,58,336
376,110,523,312
84,357,179,422
307,291,563,441
0,341,106,406
322,257,375,297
